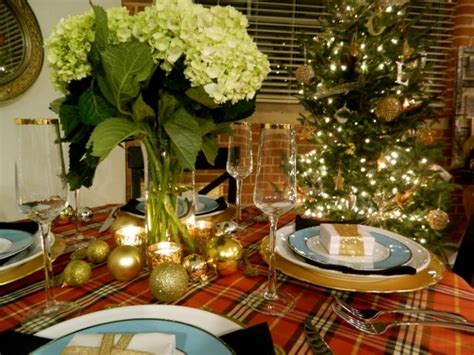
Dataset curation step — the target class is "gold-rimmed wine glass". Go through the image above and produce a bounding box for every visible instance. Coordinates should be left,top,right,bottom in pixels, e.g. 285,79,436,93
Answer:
15,118,80,327
251,124,297,315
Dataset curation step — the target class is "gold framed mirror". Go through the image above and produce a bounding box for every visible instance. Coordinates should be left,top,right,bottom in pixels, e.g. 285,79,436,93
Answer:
0,0,43,101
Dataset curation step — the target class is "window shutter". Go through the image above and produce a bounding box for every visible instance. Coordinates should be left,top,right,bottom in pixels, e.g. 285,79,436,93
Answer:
196,1,455,104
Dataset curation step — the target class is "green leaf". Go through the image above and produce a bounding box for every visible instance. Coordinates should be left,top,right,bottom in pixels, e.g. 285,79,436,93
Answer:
132,94,155,121
59,103,81,137
92,5,108,52
201,135,218,165
197,117,215,136
88,118,144,159
160,93,202,170
209,122,234,136
79,88,116,125
97,41,155,107
186,86,219,109
49,97,65,114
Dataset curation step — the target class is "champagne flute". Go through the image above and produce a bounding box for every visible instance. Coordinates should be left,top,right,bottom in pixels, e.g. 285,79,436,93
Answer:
226,122,253,226
251,124,297,315
15,118,80,326
66,189,95,247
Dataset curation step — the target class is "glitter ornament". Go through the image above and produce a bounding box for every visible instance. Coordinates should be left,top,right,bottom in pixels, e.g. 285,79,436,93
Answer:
426,209,450,231
71,246,88,260
149,262,189,302
107,245,143,281
87,240,110,263
62,260,91,287
295,64,315,85
182,254,208,282
374,97,402,122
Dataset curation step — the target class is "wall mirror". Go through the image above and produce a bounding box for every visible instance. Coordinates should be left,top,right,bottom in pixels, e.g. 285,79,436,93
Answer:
0,0,43,101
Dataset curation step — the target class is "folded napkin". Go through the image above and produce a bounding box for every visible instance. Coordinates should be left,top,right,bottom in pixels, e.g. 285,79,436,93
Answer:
120,196,227,217
0,221,39,235
61,332,179,355
0,322,275,355
293,215,416,276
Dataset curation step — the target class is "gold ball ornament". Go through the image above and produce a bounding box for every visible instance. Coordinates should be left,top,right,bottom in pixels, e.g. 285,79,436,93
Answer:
182,254,208,282
107,245,143,281
295,64,315,85
149,262,189,302
87,240,110,263
62,260,91,287
426,209,450,231
417,128,435,145
374,97,402,122
57,205,74,225
206,235,244,276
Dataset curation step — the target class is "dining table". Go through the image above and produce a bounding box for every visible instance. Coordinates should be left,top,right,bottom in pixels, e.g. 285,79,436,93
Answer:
0,204,473,354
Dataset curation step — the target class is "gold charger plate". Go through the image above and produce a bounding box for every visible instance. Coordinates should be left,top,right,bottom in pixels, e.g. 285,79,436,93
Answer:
260,236,445,293
0,238,65,286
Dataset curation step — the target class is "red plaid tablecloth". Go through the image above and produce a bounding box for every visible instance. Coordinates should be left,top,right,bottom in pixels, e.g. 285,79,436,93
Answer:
1,205,473,354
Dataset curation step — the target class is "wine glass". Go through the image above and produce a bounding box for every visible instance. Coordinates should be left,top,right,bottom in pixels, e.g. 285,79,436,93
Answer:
226,122,253,226
15,118,80,326
251,124,297,315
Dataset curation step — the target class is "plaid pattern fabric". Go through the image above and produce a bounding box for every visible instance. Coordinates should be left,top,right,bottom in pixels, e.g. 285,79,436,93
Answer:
0,205,473,354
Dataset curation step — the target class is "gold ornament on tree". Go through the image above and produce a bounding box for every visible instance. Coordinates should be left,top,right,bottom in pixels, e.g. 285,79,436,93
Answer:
365,11,386,36
417,127,436,145
374,96,402,122
394,188,415,209
62,260,91,287
402,38,414,59
107,245,143,281
426,209,450,231
333,167,345,191
86,240,110,263
149,262,189,302
345,143,356,155
295,64,315,85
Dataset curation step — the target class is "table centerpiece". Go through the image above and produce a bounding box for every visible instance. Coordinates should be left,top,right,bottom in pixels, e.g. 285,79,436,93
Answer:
46,0,270,251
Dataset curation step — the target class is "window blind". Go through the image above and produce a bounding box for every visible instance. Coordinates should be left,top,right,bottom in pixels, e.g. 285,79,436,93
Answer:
196,1,455,104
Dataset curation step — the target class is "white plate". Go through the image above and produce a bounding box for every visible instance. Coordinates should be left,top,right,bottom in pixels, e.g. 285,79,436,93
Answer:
33,318,233,355
0,229,34,259
35,305,242,339
276,224,430,281
0,230,46,273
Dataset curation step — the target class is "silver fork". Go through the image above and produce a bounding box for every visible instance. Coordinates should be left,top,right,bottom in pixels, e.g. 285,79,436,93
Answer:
332,304,474,335
333,296,468,323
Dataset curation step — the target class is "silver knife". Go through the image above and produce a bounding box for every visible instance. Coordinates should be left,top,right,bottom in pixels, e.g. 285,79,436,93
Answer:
304,318,333,355
98,206,119,233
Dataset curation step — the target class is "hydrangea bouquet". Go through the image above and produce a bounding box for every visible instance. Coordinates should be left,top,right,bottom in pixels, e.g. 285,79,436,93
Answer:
46,0,270,249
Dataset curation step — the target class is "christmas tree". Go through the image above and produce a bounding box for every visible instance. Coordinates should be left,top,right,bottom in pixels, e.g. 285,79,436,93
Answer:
296,0,456,254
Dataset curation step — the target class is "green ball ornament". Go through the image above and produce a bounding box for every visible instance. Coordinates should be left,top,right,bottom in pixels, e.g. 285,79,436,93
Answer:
63,260,91,287
149,262,189,302
87,240,110,263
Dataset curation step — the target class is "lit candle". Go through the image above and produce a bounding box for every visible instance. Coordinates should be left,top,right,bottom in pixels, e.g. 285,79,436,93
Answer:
115,225,146,255
188,221,215,256
147,241,182,269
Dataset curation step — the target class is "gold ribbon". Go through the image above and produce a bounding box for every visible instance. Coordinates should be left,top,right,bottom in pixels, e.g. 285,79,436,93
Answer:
61,333,153,355
332,224,364,256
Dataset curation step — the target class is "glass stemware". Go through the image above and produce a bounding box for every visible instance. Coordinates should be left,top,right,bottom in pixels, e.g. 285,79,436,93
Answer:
15,118,80,327
66,189,96,247
251,124,297,315
226,122,253,226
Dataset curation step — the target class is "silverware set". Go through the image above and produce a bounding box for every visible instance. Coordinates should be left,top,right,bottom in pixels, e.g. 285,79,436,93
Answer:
332,296,474,335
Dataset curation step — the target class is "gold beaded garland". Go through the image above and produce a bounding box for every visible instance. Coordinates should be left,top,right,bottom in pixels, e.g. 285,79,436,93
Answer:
149,262,189,302
374,96,402,122
426,209,450,231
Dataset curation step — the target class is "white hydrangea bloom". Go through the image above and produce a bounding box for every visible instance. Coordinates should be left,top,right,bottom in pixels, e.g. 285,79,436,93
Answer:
107,7,134,44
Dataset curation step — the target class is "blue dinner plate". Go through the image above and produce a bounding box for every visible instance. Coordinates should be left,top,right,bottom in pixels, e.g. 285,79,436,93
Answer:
287,226,412,271
32,319,234,355
196,196,219,216
136,196,219,217
0,229,34,260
